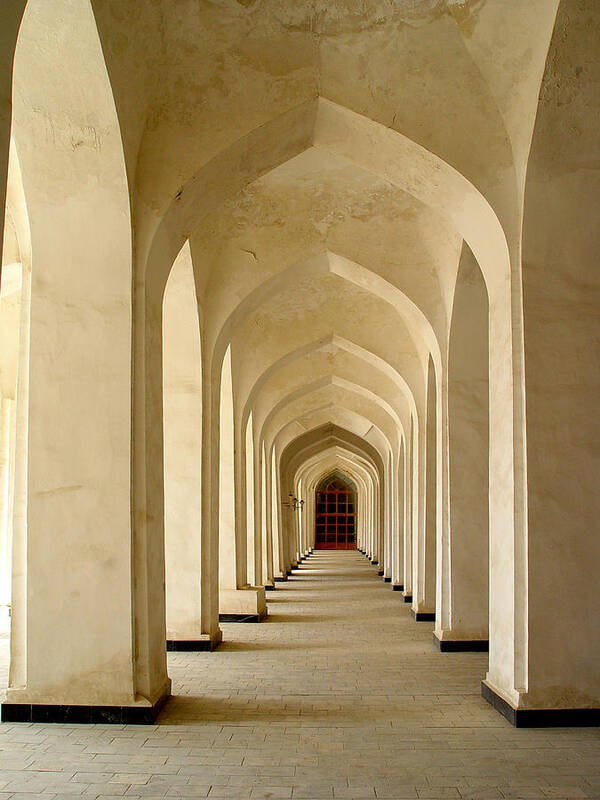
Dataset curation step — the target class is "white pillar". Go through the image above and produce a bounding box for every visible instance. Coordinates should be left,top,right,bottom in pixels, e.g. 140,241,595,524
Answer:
0,397,11,619
163,245,205,647
435,244,489,650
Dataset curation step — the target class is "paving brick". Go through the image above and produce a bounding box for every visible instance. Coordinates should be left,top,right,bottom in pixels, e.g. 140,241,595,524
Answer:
0,554,598,800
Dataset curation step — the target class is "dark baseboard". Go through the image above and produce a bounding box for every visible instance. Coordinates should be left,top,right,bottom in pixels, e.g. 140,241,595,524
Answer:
403,594,413,603
219,613,263,623
411,608,435,621
481,682,600,728
1,693,168,725
392,584,404,591
433,635,488,652
166,639,218,652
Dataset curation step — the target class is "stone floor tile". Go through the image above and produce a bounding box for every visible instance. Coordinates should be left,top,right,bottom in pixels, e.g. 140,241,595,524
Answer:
0,554,599,800
291,785,334,798
163,785,211,797
207,789,252,799
249,789,293,799
109,775,151,785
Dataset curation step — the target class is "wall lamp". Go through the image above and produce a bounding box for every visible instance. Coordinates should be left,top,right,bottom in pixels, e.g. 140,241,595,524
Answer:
283,493,305,512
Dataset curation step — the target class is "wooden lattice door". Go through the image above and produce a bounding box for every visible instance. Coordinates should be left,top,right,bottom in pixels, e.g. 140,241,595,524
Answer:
314,474,357,550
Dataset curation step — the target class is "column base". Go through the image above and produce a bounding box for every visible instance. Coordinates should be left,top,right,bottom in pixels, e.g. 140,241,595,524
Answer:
383,576,391,583
264,584,276,591
411,607,435,621
219,586,267,621
166,629,222,652
392,584,404,591
433,632,488,652
402,592,413,603
1,684,170,725
371,559,378,565
481,681,600,728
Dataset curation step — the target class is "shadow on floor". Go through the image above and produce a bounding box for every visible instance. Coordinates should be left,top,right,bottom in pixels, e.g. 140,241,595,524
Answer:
264,613,341,623
264,596,319,603
216,640,339,652
157,693,421,725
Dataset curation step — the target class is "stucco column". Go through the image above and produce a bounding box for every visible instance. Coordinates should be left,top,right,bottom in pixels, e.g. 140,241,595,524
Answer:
250,416,263,586
382,453,393,578
272,449,288,579
260,443,274,585
412,361,436,619
0,2,26,276
163,248,209,650
0,397,11,617
402,419,415,602
2,0,170,722
391,440,404,588
435,244,489,651
218,353,266,621
270,447,286,579
483,2,600,724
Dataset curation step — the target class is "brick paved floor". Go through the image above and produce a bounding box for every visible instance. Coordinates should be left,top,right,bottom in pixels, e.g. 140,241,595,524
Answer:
0,551,598,799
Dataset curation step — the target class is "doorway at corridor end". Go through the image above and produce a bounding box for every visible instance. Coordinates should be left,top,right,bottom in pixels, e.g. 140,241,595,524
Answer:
314,471,357,550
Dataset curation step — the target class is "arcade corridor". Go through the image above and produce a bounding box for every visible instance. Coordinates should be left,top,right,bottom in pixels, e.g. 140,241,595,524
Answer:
0,552,598,799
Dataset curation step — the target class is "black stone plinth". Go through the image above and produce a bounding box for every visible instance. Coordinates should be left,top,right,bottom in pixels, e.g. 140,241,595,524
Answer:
273,576,288,582
264,584,276,591
402,593,413,603
377,570,384,576
383,577,392,583
411,608,435,621
481,682,600,728
433,635,488,652
1,692,168,725
392,584,404,591
167,639,218,652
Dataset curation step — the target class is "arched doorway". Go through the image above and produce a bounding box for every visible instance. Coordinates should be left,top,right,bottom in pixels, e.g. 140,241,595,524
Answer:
314,472,357,550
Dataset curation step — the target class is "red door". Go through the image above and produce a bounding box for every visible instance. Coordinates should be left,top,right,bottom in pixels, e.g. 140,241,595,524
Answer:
314,476,357,550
